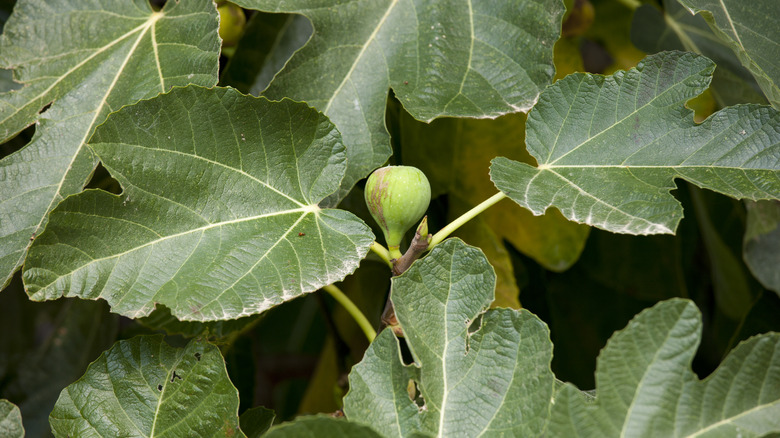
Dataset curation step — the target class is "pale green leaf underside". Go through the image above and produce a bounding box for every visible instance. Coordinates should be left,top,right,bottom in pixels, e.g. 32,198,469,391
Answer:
23,86,374,321
233,0,564,204
491,51,780,235
677,0,780,109
0,400,24,438
49,336,244,438
0,0,220,289
344,239,554,437
548,299,780,437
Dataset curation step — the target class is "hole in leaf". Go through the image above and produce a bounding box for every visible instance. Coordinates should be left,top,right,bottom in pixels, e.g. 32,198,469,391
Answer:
468,314,483,336
38,102,52,115
157,384,163,391
194,352,201,361
0,124,35,160
84,163,121,194
170,370,182,382
465,314,483,354
399,338,415,366
406,379,425,409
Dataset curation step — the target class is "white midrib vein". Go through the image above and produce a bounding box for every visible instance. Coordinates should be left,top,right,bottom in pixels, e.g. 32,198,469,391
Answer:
436,260,455,438
444,0,475,111
619,318,681,438
686,401,777,437
125,145,306,207
322,0,397,115
149,348,188,437
547,72,689,167
537,167,671,232
23,13,164,265
718,0,744,48
0,13,158,127
31,205,318,297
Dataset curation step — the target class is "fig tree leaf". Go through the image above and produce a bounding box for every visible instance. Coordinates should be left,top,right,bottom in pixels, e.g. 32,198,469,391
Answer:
0,400,24,438
264,415,384,438
491,51,780,235
677,0,780,109
0,0,220,289
232,0,565,205
630,1,766,107
22,86,374,321
344,239,554,437
548,299,780,437
743,200,780,296
49,335,244,438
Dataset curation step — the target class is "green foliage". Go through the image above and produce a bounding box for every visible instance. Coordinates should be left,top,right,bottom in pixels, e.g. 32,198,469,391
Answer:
49,336,243,437
677,0,780,109
232,0,565,204
345,239,554,437
492,51,780,235
1,0,779,436
0,400,24,438
23,86,374,321
548,300,780,437
0,0,220,289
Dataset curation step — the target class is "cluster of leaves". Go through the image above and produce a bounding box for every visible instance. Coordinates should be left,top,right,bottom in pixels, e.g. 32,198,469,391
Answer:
1,0,779,436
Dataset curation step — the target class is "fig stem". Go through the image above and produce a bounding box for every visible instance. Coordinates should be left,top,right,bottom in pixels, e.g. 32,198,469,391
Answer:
323,284,377,342
429,191,508,248
370,241,393,268
388,246,403,260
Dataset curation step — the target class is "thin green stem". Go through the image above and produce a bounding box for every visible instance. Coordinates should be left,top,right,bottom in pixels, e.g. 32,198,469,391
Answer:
323,284,376,342
370,241,393,267
429,191,507,248
388,246,403,260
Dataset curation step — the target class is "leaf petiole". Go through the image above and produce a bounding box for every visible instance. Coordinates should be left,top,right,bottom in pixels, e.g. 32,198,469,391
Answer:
428,191,507,249
323,284,377,342
370,241,393,268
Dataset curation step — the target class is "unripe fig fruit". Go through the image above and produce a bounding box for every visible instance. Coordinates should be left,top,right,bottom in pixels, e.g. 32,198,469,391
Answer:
217,2,246,47
365,166,431,258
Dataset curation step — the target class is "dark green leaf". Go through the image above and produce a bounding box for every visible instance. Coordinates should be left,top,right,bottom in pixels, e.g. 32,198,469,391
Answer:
23,86,374,321
50,336,244,438
677,0,780,108
743,200,780,295
690,187,753,319
0,280,118,438
631,1,766,106
240,406,276,438
220,12,312,94
137,305,263,339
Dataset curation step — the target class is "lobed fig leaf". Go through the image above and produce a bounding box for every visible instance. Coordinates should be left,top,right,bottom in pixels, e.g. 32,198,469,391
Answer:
365,166,431,258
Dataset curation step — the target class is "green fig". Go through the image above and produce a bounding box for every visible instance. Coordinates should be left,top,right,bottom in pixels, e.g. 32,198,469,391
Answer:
365,166,431,259
217,2,246,48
